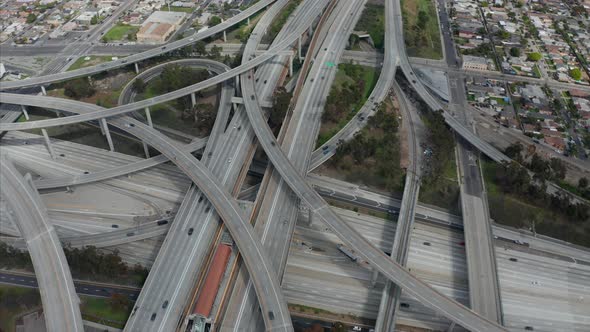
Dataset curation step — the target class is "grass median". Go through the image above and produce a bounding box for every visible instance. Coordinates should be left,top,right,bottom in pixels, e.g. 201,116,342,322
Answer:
316,62,379,147
402,0,443,59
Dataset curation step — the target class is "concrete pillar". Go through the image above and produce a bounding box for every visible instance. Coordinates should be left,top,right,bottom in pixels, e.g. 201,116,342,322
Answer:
223,30,227,42
143,143,150,159
134,62,139,74
99,119,105,135
247,17,250,25
233,103,239,112
41,129,56,159
190,93,196,107
297,36,302,60
41,86,46,95
370,269,379,287
20,105,29,121
307,26,313,38
24,173,33,185
289,54,293,77
447,322,456,332
100,119,114,152
145,107,153,127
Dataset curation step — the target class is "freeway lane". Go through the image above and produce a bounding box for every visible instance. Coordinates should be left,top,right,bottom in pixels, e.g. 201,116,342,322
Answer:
0,270,140,301
307,0,397,171
222,0,360,330
32,138,205,189
438,0,503,321
0,158,84,332
1,95,294,331
374,81,424,331
0,9,328,133
239,12,505,330
0,0,278,90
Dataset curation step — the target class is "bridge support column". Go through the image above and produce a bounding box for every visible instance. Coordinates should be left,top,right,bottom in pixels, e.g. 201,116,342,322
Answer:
447,322,456,332
24,173,33,186
145,107,153,127
235,76,240,91
41,86,46,95
289,54,293,77
100,119,114,152
134,62,139,74
247,17,250,25
190,93,197,107
223,30,227,42
370,268,380,287
308,26,313,38
143,143,150,158
20,105,29,120
41,129,56,159
297,36,302,60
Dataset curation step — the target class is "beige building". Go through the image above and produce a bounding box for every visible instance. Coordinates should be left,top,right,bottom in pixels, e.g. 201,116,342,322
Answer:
462,55,489,71
137,21,175,43
136,11,186,43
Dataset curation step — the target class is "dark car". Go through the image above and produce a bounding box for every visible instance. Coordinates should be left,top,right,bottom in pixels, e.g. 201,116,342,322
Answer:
151,313,156,321
188,228,194,235
162,300,169,309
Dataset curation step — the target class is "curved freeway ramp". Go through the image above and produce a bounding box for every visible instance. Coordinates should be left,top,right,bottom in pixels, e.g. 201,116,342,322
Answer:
0,157,84,332
32,138,206,189
0,0,277,91
0,19,314,133
240,60,508,332
0,94,293,332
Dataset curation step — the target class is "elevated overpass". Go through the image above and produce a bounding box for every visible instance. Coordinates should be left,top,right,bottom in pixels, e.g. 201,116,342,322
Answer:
0,158,84,332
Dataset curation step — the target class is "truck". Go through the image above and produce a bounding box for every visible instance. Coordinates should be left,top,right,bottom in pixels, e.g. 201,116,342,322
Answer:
337,244,359,262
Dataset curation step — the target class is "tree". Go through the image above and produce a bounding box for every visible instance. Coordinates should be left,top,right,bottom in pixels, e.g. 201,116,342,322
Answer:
303,324,324,332
331,322,346,332
527,52,542,61
192,103,216,133
529,153,550,180
208,15,222,27
496,30,510,40
549,158,567,180
570,67,582,81
64,78,95,99
133,78,146,93
504,142,523,162
509,47,521,57
348,34,360,49
209,45,222,59
579,177,589,189
417,10,429,29
26,13,37,23
194,40,207,56
90,14,98,25
109,293,131,311
270,87,292,125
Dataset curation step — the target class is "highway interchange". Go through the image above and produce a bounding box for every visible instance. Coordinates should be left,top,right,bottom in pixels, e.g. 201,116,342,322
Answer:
0,0,589,331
